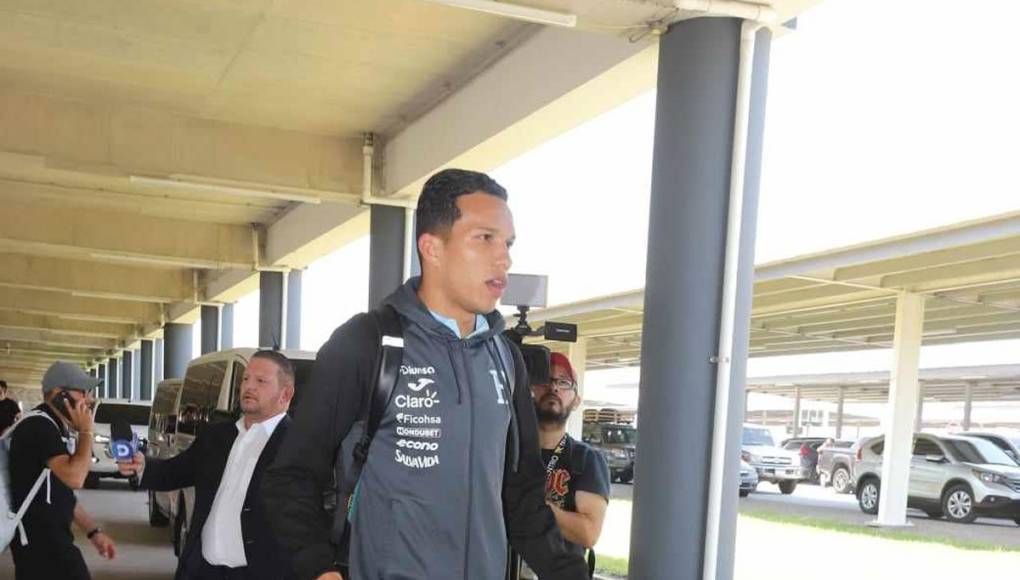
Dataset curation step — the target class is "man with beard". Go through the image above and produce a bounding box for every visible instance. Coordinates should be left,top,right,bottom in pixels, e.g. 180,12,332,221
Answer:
533,353,610,562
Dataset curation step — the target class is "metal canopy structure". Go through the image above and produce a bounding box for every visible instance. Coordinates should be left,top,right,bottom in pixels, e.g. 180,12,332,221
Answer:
748,364,1020,403
522,210,1020,369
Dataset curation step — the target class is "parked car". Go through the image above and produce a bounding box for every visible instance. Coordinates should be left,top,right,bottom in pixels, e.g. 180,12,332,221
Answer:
741,424,807,494
582,421,636,484
146,378,183,527
964,432,1020,465
87,402,152,488
817,438,860,494
781,436,827,483
855,433,1020,524
739,459,759,497
161,348,317,555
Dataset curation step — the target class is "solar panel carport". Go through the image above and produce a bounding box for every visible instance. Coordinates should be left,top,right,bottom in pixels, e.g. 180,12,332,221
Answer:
519,210,1020,533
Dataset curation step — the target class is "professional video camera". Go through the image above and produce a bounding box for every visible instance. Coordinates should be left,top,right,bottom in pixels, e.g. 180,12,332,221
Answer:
501,274,578,387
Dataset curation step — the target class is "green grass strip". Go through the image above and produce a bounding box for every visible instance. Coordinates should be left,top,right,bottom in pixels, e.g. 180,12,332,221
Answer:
594,553,630,578
740,508,1020,553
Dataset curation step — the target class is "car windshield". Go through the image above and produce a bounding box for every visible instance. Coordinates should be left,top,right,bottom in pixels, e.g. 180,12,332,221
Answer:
94,403,151,426
603,426,636,445
742,427,774,447
945,438,1015,466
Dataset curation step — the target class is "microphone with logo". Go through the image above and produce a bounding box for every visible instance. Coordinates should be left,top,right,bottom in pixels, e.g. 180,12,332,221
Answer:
110,419,140,487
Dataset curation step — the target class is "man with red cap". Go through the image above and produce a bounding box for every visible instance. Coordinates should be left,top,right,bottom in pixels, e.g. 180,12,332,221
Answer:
531,352,611,575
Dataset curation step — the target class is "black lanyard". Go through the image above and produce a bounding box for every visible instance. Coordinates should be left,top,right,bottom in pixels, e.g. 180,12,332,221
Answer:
545,434,569,478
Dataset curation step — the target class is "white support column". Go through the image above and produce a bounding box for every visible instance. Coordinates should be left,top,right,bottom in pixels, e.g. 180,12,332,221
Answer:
566,337,589,440
836,386,846,439
792,386,802,437
915,384,925,431
876,292,925,527
963,382,974,431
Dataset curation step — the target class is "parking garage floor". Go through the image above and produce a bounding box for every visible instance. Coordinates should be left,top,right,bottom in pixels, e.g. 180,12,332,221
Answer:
0,481,177,580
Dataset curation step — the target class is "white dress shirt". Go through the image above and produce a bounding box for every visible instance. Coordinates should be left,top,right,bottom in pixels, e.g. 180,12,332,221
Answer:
201,412,286,568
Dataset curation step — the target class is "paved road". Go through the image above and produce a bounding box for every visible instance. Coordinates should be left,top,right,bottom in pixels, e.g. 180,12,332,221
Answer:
611,480,1020,548
1,480,178,580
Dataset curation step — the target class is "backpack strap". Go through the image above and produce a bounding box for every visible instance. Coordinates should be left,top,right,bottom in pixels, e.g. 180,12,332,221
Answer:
353,304,404,466
4,410,59,548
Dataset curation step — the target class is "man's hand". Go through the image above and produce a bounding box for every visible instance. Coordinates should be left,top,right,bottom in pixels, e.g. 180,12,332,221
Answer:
67,397,95,434
118,452,145,478
315,573,343,580
90,531,116,560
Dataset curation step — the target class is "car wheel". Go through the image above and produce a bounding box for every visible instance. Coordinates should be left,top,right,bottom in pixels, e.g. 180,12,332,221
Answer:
618,468,634,484
739,490,750,498
1013,518,1020,527
923,509,943,520
832,467,852,495
779,481,797,495
942,484,977,524
84,472,100,489
858,478,880,515
148,491,170,527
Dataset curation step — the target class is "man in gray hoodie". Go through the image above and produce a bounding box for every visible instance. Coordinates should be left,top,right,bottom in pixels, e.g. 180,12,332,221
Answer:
264,169,588,580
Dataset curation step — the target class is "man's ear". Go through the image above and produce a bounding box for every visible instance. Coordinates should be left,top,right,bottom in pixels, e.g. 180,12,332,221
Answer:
418,233,444,267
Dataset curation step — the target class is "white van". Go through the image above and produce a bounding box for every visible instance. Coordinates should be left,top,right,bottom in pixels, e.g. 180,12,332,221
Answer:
159,348,317,555
146,378,183,527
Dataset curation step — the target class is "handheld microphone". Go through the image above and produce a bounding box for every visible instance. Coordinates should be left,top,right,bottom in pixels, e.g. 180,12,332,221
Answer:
110,419,140,486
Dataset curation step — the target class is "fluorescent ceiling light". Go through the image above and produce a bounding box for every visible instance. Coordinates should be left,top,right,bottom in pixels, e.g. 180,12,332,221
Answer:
70,290,173,304
924,328,958,337
423,0,577,27
130,175,323,204
90,251,223,270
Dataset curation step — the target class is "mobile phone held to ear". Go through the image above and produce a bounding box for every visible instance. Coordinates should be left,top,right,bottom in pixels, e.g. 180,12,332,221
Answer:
55,391,76,415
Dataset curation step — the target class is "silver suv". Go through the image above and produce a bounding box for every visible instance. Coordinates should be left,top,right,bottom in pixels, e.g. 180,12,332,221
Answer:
855,433,1020,524
741,424,807,495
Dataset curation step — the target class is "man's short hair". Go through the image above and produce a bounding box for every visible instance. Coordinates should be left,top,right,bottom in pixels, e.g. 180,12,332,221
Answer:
0,379,7,391
251,350,295,387
415,169,508,244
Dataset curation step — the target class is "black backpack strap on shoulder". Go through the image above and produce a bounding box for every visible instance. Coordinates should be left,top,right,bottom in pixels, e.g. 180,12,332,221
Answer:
353,304,404,465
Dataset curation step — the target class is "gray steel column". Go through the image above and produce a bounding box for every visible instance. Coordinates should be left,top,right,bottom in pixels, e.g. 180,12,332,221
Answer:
201,305,220,354
369,205,406,308
221,303,234,350
131,349,141,401
629,17,771,580
163,323,193,380
121,350,133,401
108,357,120,399
286,269,303,349
154,338,164,382
140,340,154,401
963,382,974,431
836,386,846,439
259,271,285,348
97,363,107,398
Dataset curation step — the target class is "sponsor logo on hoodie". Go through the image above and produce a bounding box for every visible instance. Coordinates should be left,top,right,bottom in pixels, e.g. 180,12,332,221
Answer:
401,365,436,376
395,449,440,469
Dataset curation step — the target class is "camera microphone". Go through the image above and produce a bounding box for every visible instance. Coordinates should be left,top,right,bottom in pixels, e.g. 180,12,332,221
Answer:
110,419,140,487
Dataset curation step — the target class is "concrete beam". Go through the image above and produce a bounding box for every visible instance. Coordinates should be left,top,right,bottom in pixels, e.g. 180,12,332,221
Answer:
0,327,118,350
0,254,192,303
384,27,655,195
0,198,254,269
0,87,365,195
0,311,135,339
0,287,161,325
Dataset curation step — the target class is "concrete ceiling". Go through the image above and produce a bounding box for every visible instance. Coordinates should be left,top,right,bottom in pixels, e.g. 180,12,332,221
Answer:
0,0,821,399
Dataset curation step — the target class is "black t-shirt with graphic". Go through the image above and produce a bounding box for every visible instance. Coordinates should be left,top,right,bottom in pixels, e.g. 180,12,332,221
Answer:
8,404,79,548
541,434,611,557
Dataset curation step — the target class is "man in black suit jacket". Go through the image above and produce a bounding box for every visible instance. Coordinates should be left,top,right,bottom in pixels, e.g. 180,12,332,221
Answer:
120,350,296,580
